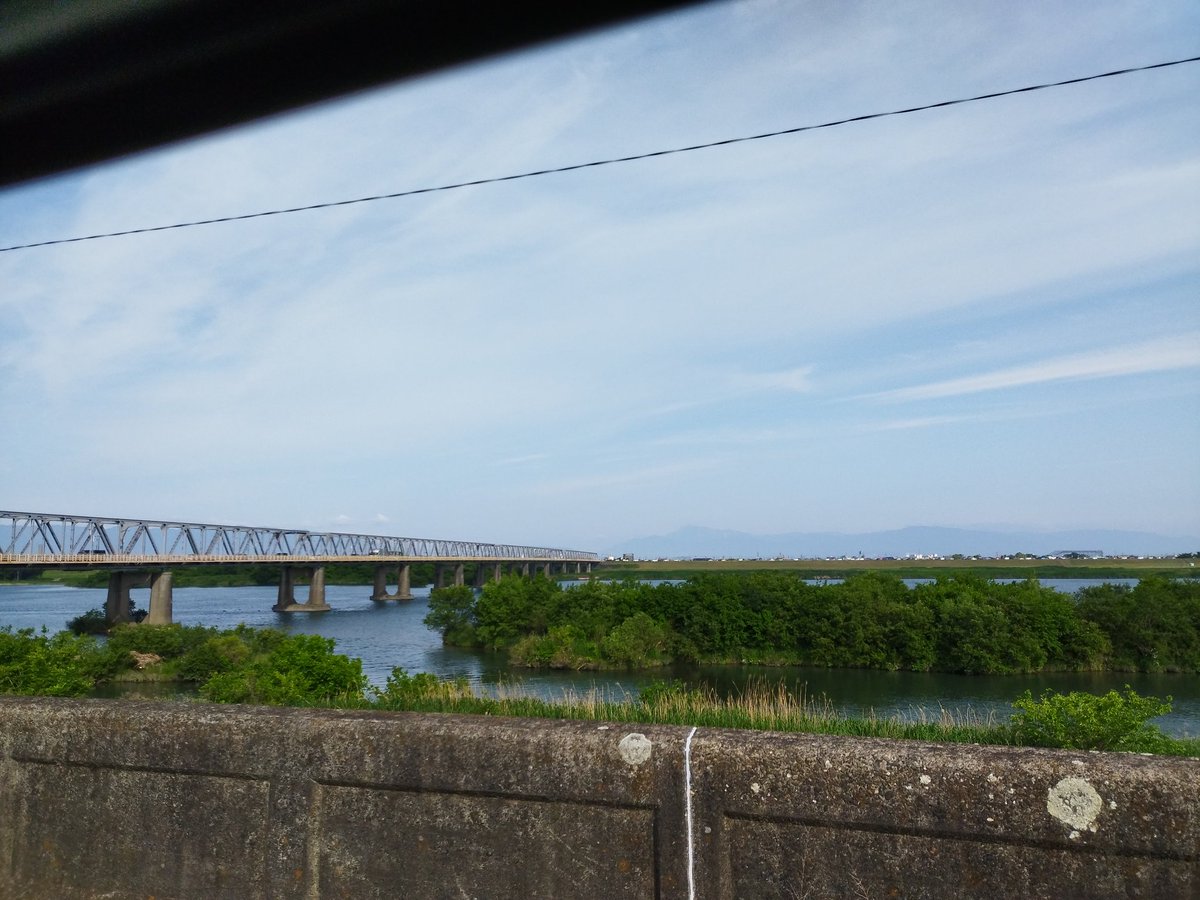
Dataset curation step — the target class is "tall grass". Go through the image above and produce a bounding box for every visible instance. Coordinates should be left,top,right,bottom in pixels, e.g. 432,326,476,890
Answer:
368,674,1011,746
362,673,1200,756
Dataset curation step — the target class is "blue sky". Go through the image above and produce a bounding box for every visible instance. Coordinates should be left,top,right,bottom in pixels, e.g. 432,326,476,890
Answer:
1,0,1197,552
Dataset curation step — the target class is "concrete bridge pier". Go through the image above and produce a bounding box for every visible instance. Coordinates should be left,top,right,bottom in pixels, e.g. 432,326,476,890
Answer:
454,563,465,587
370,564,412,602
104,572,136,625
541,562,552,578
272,566,331,612
145,571,174,625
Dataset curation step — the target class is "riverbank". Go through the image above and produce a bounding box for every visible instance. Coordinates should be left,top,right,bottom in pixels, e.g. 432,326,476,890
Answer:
4,581,1199,735
3,622,1197,756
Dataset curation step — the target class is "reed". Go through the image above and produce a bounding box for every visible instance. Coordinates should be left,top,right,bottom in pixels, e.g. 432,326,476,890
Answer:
368,674,1014,747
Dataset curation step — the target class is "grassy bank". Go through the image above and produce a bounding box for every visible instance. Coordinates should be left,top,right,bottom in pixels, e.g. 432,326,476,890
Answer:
367,671,1200,756
3,623,1196,756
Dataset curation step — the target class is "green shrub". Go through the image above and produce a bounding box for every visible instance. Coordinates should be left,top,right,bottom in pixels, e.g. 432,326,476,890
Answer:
176,633,253,681
1011,687,1175,752
374,668,473,706
106,623,215,659
0,627,101,696
199,633,367,705
67,608,109,636
602,613,670,667
509,625,598,669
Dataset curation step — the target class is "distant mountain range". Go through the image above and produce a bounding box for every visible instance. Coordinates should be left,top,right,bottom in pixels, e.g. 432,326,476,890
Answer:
610,525,1199,560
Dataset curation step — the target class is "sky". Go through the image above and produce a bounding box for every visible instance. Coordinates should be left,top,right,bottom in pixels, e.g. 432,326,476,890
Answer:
1,0,1198,553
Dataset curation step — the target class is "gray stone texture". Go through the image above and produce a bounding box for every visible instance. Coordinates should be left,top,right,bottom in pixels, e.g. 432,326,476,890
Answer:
0,697,1196,898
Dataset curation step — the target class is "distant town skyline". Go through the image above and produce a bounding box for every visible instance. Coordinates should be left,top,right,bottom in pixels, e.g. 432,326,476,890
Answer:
1,0,1197,551
611,523,1198,561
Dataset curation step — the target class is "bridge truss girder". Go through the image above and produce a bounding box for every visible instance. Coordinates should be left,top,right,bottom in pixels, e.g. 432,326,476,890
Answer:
0,511,596,563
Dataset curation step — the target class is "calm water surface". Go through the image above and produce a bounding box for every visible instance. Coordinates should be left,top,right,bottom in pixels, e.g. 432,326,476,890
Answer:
2,581,1196,737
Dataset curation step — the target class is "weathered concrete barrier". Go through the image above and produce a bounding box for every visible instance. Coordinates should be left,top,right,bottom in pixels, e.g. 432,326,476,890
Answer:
0,697,1196,898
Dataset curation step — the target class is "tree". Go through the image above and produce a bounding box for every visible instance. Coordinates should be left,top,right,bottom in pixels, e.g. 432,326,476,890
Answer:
423,585,478,646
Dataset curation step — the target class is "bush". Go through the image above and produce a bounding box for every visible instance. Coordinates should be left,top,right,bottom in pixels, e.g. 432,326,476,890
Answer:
199,633,368,706
176,633,253,681
374,668,473,706
601,613,671,667
509,625,598,669
1011,687,1175,752
67,608,109,636
105,623,216,659
0,627,101,696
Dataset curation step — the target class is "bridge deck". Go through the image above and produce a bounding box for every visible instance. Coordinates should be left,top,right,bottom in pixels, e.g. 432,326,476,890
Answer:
0,554,580,567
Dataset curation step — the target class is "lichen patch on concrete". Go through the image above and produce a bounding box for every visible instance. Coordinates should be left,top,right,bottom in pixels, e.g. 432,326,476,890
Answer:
1046,776,1103,832
618,732,652,767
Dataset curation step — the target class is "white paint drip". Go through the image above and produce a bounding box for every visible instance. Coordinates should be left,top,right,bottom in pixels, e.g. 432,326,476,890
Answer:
684,725,698,900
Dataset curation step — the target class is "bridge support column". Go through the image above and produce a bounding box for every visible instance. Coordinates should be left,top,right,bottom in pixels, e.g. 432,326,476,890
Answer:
492,563,502,583
371,564,412,601
473,564,486,589
541,563,552,578
272,566,331,612
435,565,446,589
104,572,134,626
453,563,464,587
145,571,174,625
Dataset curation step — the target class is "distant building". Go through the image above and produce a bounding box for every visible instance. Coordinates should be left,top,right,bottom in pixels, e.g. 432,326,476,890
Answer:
1054,550,1104,559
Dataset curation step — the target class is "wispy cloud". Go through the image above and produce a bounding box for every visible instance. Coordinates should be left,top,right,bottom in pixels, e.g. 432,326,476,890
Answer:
866,334,1200,403
491,453,550,466
532,459,718,495
733,366,815,393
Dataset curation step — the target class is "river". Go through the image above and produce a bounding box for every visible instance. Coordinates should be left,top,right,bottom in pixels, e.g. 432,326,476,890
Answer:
2,580,1197,737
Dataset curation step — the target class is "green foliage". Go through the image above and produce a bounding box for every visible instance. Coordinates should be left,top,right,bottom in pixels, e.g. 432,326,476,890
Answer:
1076,577,1200,672
416,571,1191,675
601,613,670,667
176,633,253,681
105,623,216,659
66,607,108,635
1011,687,1175,752
0,627,102,696
199,632,368,705
423,584,479,645
637,679,689,705
373,667,473,706
510,625,600,669
474,576,564,649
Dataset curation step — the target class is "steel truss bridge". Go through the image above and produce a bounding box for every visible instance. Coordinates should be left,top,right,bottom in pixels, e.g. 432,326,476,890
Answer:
0,511,597,566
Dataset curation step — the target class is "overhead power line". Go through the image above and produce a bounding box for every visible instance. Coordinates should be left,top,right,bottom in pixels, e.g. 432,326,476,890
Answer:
2,54,1197,254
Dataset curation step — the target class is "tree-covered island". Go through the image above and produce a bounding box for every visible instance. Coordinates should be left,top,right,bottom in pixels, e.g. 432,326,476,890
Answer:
425,572,1200,674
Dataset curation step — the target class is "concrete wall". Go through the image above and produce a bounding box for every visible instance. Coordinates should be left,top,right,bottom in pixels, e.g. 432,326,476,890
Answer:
0,697,1196,899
